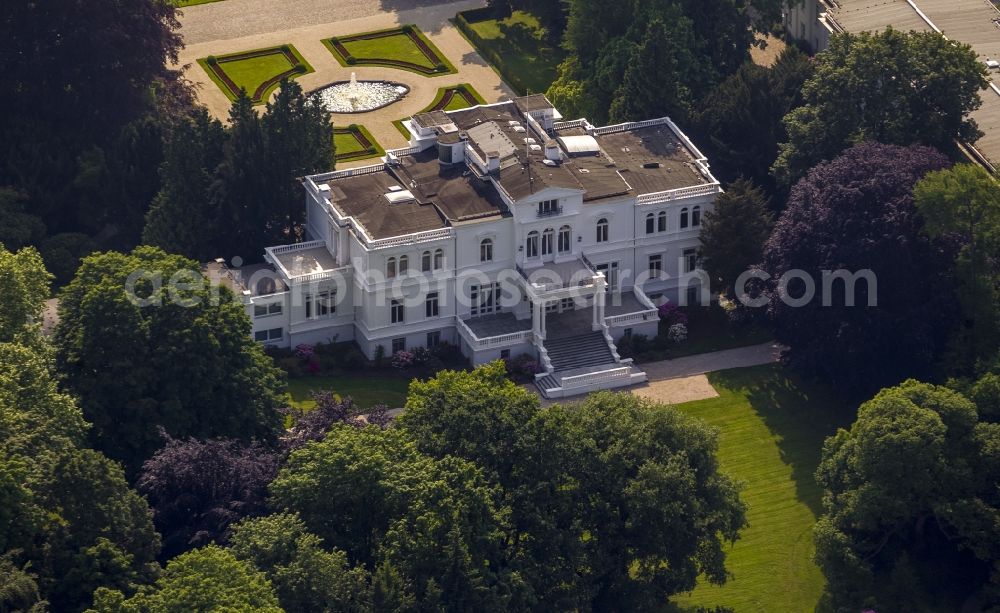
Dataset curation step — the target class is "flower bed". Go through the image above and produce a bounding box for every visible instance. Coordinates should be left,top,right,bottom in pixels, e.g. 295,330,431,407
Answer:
199,44,314,104
333,125,384,163
323,25,456,76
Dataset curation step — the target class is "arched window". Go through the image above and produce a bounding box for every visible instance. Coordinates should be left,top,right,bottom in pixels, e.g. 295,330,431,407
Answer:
434,248,444,269
645,213,655,234
421,251,432,272
680,207,689,229
558,225,571,253
542,228,554,256
692,205,701,227
596,218,609,243
657,210,667,232
386,257,396,278
480,238,493,262
526,231,539,258
398,255,408,274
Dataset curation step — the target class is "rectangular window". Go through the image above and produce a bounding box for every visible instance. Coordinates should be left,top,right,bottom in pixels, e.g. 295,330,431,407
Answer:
470,283,500,316
649,254,663,277
392,337,406,354
391,299,404,324
537,199,559,216
306,290,336,319
596,262,619,291
425,292,439,318
254,302,282,318
560,297,574,311
254,328,282,342
645,215,655,234
623,327,633,339
683,248,697,273
658,212,667,232
426,331,441,348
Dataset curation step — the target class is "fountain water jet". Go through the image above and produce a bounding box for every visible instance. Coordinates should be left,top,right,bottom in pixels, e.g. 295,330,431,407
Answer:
312,72,409,114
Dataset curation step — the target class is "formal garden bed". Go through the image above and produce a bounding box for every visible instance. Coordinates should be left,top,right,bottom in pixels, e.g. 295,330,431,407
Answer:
333,125,385,163
453,7,565,95
323,25,456,76
198,44,313,104
392,83,487,137
617,300,773,363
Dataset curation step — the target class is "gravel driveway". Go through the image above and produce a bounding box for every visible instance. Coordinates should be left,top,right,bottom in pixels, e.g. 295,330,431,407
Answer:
178,0,473,45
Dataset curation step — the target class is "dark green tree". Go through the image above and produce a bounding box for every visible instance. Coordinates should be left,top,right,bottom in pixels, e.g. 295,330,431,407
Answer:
0,188,46,252
815,380,1000,610
694,47,814,193
698,180,773,298
914,164,1000,373
54,247,285,475
0,245,51,342
229,513,372,613
269,424,518,610
401,365,747,609
89,545,282,613
143,110,228,262
773,29,987,186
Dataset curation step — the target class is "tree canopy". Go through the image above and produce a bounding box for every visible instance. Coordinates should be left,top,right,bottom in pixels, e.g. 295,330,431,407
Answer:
762,142,954,395
89,545,282,613
772,29,987,186
914,164,1000,373
54,246,285,475
698,179,774,298
815,380,1000,609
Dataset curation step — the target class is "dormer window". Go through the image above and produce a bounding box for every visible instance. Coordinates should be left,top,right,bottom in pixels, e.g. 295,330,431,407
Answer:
537,199,559,216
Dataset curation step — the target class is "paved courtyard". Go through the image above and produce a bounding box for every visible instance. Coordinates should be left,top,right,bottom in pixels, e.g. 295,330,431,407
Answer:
174,0,514,161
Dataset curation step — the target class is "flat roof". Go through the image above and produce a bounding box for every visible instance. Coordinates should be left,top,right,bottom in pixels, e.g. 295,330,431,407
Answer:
594,125,710,194
272,245,338,277
320,167,447,240
394,149,506,222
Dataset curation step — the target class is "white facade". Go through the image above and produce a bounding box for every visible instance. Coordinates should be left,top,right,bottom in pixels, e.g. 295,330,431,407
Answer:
226,97,722,397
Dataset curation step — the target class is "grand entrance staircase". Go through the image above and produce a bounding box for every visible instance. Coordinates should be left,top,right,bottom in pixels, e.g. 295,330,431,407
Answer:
534,330,647,398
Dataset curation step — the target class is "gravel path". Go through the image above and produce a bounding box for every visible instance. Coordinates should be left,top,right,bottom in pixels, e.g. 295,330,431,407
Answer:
177,0,471,46
531,341,783,406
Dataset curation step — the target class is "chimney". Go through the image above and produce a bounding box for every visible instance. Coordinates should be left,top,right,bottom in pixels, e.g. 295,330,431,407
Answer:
486,151,500,172
544,142,562,162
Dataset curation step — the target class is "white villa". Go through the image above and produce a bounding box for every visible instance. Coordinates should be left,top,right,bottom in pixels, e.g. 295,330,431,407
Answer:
210,95,721,398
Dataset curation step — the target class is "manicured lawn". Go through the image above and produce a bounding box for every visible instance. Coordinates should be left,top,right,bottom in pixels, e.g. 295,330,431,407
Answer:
391,84,487,138
333,125,384,163
198,45,313,104
286,375,411,411
455,9,566,95
175,0,222,6
324,26,456,76
667,365,852,612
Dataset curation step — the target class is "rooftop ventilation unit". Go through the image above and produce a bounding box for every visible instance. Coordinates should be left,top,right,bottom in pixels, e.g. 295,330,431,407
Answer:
529,144,542,152
642,162,662,169
542,159,558,167
388,185,404,192
512,125,526,133
523,137,537,144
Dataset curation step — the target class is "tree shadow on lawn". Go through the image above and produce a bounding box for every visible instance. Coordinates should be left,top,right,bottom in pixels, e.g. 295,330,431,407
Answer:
709,366,856,518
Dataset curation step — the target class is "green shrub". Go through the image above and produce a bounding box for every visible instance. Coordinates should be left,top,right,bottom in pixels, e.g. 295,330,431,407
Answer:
401,24,415,33
348,123,358,130
280,44,291,53
206,55,218,65
366,146,377,154
293,63,306,74
338,346,367,371
345,55,357,65
276,356,304,378
328,36,339,45
435,62,448,72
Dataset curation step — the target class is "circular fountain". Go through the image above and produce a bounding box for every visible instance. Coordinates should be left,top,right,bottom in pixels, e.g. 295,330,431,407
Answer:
312,72,410,113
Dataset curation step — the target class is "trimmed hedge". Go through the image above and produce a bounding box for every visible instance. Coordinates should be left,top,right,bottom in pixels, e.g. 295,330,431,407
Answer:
452,10,529,95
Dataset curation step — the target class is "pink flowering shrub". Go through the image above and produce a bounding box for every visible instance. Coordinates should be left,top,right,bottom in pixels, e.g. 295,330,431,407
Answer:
658,300,688,326
391,350,414,369
294,343,315,360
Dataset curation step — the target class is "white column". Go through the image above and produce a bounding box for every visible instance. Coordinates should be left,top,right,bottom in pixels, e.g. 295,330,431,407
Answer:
592,290,605,330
